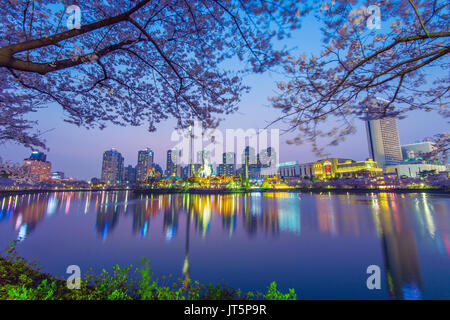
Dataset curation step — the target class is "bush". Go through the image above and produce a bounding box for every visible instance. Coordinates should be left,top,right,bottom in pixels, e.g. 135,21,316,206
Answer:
1,243,297,300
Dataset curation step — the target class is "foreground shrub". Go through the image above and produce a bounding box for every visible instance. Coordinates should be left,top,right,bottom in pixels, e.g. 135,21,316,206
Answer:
0,242,297,300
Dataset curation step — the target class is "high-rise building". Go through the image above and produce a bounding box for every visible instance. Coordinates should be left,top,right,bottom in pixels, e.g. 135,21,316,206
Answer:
217,152,236,177
166,149,181,176
124,165,137,183
242,146,256,166
22,152,51,181
136,148,154,181
258,147,278,176
241,146,260,178
181,164,201,179
365,97,403,168
258,147,273,168
101,148,124,184
197,150,212,177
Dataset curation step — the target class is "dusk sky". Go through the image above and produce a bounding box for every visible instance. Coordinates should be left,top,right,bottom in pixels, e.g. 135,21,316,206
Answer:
1,15,448,180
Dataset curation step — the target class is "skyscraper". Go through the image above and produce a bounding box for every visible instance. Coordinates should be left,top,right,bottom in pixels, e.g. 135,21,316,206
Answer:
241,146,260,178
124,165,137,183
136,148,154,181
101,148,124,184
166,149,181,176
22,151,51,181
197,150,212,177
365,97,403,168
258,147,278,176
217,152,236,177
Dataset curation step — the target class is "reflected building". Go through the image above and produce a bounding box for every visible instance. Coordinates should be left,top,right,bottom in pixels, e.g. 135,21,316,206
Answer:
371,193,424,299
217,152,236,177
277,193,301,235
96,193,122,239
315,195,338,235
242,194,258,236
131,195,159,237
13,195,48,241
261,194,279,236
214,195,238,236
191,195,212,237
163,195,183,240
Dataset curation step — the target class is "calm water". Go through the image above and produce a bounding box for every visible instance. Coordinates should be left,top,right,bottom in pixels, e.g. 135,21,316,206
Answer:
0,191,449,300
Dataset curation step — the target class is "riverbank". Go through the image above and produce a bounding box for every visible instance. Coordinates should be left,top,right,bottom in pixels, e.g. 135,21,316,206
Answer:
1,186,449,197
0,244,297,300
134,187,449,195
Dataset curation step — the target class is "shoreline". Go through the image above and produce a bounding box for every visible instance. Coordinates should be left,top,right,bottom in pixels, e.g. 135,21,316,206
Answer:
0,187,448,197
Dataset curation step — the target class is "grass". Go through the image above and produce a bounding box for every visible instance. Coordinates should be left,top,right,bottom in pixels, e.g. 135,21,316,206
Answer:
0,242,297,300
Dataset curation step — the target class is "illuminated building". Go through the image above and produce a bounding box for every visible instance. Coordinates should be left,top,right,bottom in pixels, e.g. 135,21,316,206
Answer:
365,97,403,167
136,148,154,182
100,148,124,184
258,147,275,168
278,161,315,180
299,162,315,179
278,161,300,178
90,177,100,185
314,158,382,180
385,163,447,178
51,171,65,180
29,151,47,161
217,152,236,177
259,147,278,176
22,152,51,181
124,165,137,183
197,150,213,177
181,164,201,179
241,146,260,178
166,149,181,176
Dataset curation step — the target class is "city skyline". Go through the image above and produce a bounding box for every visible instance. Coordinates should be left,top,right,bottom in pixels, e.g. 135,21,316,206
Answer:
1,109,445,181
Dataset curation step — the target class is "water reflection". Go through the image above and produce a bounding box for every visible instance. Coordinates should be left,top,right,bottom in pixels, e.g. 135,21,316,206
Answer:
0,191,448,299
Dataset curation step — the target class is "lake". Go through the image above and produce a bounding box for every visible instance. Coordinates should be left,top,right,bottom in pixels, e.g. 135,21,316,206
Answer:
0,191,449,299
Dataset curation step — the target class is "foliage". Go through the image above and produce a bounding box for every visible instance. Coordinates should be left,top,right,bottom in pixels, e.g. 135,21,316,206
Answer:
271,0,449,155
422,133,450,163
0,157,36,185
264,281,297,300
0,243,297,300
0,0,310,149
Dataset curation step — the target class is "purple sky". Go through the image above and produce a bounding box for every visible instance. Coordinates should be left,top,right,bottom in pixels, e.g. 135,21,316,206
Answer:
1,16,447,180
